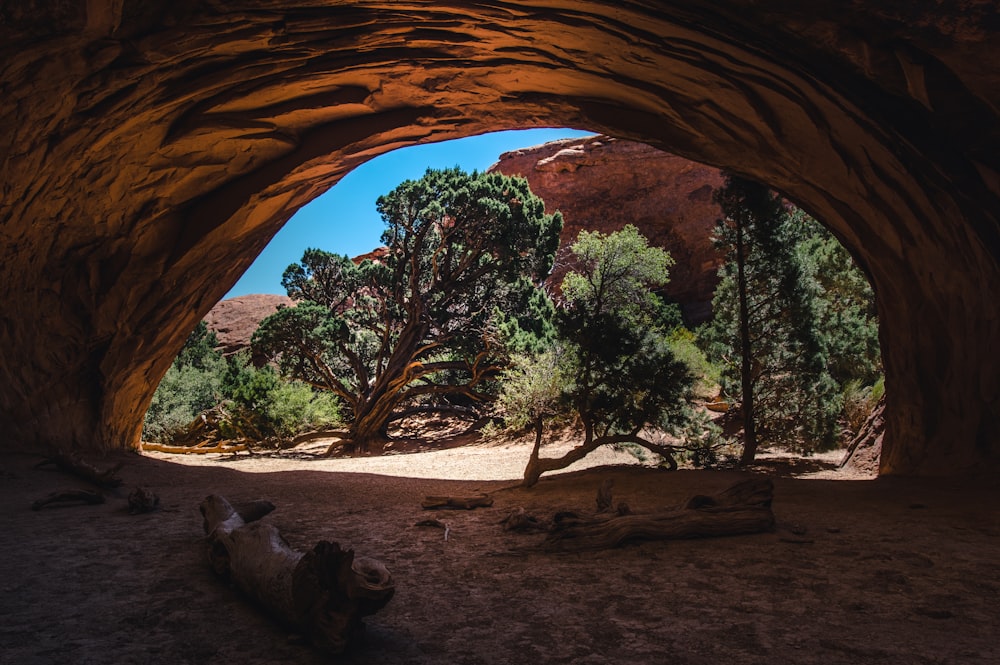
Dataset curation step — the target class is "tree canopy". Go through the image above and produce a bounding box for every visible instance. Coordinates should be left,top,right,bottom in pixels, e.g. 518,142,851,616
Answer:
502,225,694,486
253,167,563,453
702,175,849,462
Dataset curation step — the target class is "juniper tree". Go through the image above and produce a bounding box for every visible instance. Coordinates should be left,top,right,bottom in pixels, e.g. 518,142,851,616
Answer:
253,168,562,453
502,225,694,486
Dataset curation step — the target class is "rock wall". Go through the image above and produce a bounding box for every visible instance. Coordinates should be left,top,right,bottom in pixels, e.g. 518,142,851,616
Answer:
0,1,998,475
490,136,723,324
203,294,293,357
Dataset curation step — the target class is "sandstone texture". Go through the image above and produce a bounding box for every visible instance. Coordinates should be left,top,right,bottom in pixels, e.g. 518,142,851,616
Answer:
203,294,293,356
490,135,723,324
1,1,998,475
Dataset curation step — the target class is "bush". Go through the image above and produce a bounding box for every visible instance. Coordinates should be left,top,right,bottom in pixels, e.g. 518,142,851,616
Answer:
263,381,342,438
669,327,721,400
222,354,342,443
144,335,343,445
142,323,227,443
841,376,884,436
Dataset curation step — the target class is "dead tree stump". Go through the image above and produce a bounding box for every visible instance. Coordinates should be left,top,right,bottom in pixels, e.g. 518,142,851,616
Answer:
199,495,395,654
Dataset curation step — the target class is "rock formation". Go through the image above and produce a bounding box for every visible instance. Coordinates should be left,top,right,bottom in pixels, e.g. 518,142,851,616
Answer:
203,294,293,356
490,135,724,324
1,2,998,476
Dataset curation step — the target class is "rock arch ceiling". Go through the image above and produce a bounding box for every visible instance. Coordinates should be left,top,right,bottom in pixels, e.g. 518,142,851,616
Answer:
1,2,998,474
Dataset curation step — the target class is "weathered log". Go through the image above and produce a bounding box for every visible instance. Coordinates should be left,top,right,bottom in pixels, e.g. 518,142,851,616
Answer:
36,453,123,489
680,477,773,510
421,494,494,510
543,478,775,551
596,479,614,512
141,442,248,454
199,495,394,654
31,489,105,510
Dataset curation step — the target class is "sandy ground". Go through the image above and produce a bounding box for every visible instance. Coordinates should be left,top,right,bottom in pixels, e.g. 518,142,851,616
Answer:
1,436,998,665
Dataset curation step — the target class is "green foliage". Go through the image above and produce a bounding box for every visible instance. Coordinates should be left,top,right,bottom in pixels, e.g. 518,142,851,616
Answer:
173,321,223,370
841,375,885,435
254,167,562,451
676,410,737,468
222,353,342,441
702,175,884,456
556,225,693,436
795,213,882,387
498,348,571,432
500,227,695,485
143,363,225,442
142,322,226,443
143,330,342,445
668,327,721,400
703,176,842,456
560,224,674,320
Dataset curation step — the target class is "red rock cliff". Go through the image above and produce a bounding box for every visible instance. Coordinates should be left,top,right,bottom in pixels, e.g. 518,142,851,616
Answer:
490,135,724,324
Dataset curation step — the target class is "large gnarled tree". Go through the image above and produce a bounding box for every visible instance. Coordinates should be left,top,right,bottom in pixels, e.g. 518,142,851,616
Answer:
253,168,562,453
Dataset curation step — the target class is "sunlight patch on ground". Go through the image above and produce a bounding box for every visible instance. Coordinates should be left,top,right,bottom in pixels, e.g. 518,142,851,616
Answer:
145,438,651,482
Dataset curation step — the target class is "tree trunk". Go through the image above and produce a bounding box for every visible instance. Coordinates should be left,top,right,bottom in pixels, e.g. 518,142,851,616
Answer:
523,428,678,487
735,213,758,465
522,419,546,487
199,495,395,654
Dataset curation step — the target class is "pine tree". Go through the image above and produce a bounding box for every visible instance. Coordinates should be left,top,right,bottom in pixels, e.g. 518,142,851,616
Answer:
704,175,839,463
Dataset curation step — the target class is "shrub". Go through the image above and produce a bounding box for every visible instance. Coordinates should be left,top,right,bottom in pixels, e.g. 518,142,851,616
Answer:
142,323,226,443
669,327,721,400
841,376,885,436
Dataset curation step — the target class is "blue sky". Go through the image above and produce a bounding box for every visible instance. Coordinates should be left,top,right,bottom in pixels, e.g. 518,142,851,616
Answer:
225,127,596,298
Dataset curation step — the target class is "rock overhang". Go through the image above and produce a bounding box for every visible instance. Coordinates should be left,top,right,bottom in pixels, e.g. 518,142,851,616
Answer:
0,1,997,474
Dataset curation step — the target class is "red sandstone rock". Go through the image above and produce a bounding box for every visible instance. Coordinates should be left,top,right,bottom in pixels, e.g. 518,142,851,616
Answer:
0,1,997,475
204,295,293,356
490,136,724,324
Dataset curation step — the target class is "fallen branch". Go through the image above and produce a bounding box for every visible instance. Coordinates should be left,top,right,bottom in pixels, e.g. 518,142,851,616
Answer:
141,442,248,455
31,489,105,510
523,431,678,487
542,478,774,551
421,494,494,510
200,494,394,654
36,453,123,489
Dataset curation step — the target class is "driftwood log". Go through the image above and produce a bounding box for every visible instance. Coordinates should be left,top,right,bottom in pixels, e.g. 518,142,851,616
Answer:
141,441,248,455
199,494,395,654
543,477,775,551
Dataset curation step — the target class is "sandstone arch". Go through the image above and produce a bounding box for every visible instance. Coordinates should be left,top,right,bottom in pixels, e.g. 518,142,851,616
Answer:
1,2,997,475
